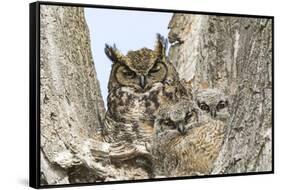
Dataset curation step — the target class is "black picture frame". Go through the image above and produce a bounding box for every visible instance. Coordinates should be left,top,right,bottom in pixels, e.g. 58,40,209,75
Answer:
30,1,274,189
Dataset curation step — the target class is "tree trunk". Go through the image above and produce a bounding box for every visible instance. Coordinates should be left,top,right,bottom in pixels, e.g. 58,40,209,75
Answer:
40,5,152,185
168,14,272,174
40,5,107,184
39,5,272,185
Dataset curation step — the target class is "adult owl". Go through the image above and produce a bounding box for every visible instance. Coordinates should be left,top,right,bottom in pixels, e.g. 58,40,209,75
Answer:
151,99,227,177
102,34,189,145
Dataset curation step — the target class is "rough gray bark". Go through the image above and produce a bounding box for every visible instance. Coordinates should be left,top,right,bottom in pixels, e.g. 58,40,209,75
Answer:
39,5,272,185
40,5,151,185
168,14,272,174
40,5,108,184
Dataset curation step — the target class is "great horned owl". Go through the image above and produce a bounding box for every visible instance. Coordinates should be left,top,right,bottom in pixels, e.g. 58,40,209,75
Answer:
195,88,230,122
102,34,189,144
151,99,226,177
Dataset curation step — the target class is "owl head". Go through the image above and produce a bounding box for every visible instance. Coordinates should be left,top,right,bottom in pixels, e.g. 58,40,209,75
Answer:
154,99,199,136
195,88,230,122
105,34,178,92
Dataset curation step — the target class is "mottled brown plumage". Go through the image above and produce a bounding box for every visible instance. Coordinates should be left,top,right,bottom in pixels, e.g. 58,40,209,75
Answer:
195,88,230,122
103,34,190,144
152,99,227,177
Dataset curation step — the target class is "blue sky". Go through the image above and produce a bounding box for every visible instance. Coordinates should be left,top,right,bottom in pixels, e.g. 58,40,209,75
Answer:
85,8,172,108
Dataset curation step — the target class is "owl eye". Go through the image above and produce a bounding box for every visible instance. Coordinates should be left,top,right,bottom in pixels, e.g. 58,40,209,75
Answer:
162,119,174,127
122,70,135,79
199,103,210,111
216,101,227,110
149,64,161,74
185,112,193,122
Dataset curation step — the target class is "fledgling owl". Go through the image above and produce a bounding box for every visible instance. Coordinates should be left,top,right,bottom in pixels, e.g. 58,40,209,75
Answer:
151,99,226,177
102,34,190,144
195,88,230,122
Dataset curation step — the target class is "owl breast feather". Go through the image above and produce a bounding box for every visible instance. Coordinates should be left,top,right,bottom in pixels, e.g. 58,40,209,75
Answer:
107,83,165,123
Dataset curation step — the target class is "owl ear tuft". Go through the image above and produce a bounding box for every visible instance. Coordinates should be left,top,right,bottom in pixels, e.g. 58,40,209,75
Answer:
154,33,168,58
104,44,125,64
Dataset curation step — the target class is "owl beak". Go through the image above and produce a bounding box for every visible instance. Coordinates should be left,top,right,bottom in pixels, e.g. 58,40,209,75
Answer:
177,122,186,135
210,108,217,118
139,75,147,89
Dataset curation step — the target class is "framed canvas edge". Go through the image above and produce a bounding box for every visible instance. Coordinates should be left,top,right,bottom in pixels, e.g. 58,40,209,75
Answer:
29,1,275,189
29,1,41,189
272,16,275,175
36,0,274,19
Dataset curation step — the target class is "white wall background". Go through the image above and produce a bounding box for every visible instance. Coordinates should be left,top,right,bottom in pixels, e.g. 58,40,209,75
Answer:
0,0,279,189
